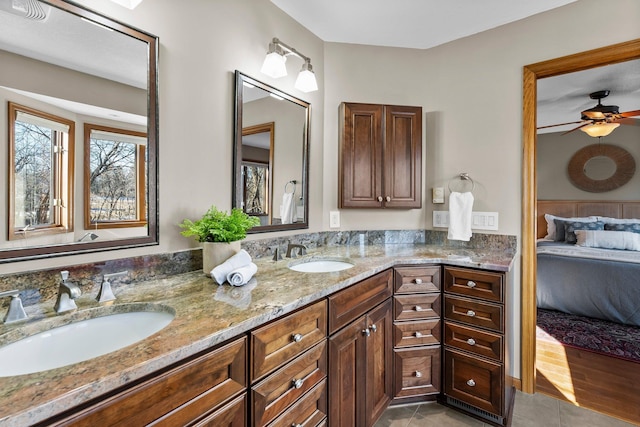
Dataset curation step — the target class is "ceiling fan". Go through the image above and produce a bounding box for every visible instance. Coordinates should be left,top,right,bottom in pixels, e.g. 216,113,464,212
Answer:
538,90,640,137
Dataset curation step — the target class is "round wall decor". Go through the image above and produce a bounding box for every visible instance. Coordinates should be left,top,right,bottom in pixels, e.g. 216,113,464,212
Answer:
567,144,635,192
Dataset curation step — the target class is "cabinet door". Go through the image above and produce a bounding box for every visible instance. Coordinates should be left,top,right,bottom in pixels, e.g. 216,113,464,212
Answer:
339,102,384,208
364,299,393,427
383,105,422,208
328,315,366,427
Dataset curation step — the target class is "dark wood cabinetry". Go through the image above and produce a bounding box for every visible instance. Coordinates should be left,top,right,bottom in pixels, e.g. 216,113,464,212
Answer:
442,266,513,426
328,270,393,427
391,266,441,404
339,102,422,209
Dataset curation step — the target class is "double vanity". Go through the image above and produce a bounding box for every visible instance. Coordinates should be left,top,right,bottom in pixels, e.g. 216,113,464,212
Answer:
0,241,515,426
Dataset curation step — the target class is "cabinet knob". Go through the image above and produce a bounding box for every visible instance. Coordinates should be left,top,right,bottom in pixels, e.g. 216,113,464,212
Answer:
467,338,476,346
292,378,304,389
466,379,476,387
467,280,477,288
385,196,391,202
369,324,377,333
415,371,422,378
362,328,371,337
414,278,423,284
291,333,303,343
377,196,383,202
414,331,423,338
466,310,476,317
414,305,423,312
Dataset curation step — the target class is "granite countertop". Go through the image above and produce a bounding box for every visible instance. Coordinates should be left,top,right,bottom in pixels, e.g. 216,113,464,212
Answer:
0,243,515,426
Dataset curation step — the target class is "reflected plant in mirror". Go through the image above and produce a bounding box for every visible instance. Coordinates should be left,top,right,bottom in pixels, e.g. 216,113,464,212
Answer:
0,0,158,262
234,71,310,233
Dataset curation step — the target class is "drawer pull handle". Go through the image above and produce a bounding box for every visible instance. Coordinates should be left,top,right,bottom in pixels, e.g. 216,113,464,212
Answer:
369,324,377,333
466,310,476,317
292,424,303,427
467,338,476,346
414,278,423,284
414,305,423,312
467,379,476,387
415,371,422,378
362,328,371,337
291,333,303,343
292,378,304,389
414,331,423,338
467,280,477,288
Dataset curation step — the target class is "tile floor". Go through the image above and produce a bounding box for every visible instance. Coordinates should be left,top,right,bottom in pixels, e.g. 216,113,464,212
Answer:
374,392,637,427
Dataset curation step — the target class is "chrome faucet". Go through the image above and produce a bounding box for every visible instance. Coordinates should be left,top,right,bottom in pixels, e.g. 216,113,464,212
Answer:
286,243,307,258
54,270,81,314
97,271,127,304
0,290,28,324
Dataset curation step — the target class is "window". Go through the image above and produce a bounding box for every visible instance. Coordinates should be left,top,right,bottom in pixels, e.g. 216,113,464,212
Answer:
8,103,74,240
84,124,147,229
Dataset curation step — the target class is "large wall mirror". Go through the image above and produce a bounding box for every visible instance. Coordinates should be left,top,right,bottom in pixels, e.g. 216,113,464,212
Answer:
233,71,309,232
0,0,158,262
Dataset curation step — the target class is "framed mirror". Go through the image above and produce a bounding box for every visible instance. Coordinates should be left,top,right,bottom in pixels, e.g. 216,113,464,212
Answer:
0,0,158,262
233,71,309,233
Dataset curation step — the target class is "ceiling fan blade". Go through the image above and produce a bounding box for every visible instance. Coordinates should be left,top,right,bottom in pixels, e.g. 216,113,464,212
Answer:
536,120,584,130
561,122,591,136
619,109,640,118
616,117,640,126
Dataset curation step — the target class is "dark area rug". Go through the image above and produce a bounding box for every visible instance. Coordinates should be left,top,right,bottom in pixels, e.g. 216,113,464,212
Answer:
536,308,640,364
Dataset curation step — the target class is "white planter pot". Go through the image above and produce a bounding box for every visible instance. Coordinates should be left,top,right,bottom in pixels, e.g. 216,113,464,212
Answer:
202,241,241,274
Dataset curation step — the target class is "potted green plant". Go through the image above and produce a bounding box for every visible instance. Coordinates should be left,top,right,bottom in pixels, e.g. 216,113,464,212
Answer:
179,206,260,273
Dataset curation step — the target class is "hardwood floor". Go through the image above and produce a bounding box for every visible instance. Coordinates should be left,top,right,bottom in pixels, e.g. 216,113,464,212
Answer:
536,333,640,425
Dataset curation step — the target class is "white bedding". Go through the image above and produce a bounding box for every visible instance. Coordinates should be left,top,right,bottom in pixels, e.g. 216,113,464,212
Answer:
536,241,640,264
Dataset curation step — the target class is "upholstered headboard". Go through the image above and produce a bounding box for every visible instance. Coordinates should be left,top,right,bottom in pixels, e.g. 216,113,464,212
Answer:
537,200,640,239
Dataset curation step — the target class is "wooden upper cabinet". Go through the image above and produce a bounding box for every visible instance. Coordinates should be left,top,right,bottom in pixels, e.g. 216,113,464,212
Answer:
339,102,422,209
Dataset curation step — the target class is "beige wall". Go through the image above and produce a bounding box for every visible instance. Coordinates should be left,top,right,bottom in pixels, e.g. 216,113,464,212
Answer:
538,126,640,200
3,0,640,378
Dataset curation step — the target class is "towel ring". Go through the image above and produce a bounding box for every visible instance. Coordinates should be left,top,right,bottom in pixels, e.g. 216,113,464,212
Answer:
285,180,296,194
448,173,475,193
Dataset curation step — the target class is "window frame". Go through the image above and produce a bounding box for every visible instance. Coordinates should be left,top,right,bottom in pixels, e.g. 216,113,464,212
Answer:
8,102,75,241
83,123,147,229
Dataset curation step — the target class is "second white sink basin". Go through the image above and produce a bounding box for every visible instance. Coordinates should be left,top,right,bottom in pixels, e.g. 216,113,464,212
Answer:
289,259,354,273
0,306,174,377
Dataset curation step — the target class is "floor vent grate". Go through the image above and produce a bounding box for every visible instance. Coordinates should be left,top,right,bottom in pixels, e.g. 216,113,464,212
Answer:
446,396,503,424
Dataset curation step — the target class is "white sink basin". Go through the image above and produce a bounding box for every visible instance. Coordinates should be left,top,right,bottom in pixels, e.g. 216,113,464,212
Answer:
0,307,174,377
289,259,354,273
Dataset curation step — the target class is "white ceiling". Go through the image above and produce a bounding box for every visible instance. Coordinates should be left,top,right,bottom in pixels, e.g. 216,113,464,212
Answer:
271,0,578,50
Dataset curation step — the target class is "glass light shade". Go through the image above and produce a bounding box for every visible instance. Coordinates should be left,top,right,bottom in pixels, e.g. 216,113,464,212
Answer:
109,0,143,9
580,122,620,137
295,67,318,93
261,52,287,78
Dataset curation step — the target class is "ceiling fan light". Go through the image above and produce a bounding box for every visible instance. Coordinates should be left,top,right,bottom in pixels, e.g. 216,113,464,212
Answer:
261,44,287,79
295,61,318,92
580,122,620,137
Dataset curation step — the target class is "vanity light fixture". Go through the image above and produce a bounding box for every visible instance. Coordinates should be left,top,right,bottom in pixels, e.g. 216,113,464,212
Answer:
580,122,620,137
108,0,143,9
261,37,318,92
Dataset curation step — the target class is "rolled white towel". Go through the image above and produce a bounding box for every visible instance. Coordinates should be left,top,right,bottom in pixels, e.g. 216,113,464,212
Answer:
210,249,252,284
227,262,258,286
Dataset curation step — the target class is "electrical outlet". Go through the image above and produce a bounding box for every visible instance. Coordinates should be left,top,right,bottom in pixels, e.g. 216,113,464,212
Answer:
329,210,340,228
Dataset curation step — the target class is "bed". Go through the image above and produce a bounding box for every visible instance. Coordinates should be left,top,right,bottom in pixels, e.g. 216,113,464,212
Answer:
536,200,640,327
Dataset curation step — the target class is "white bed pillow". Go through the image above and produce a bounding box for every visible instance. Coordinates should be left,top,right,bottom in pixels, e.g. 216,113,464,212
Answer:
575,230,640,251
543,214,596,240
596,217,640,224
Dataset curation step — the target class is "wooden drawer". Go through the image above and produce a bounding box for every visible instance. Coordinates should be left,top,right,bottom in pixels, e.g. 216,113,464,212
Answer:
444,321,503,362
192,393,246,427
444,295,503,333
328,269,392,334
393,318,441,348
267,379,327,427
57,337,247,427
252,300,327,381
252,341,327,427
393,346,440,399
444,266,503,303
394,294,441,321
394,266,440,294
444,349,503,416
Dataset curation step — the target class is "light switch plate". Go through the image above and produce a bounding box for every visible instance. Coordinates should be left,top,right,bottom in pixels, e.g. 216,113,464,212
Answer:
329,210,340,228
433,211,499,230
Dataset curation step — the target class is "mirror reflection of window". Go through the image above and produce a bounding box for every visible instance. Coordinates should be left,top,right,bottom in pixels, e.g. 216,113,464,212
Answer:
84,124,147,229
8,102,74,240
242,162,269,216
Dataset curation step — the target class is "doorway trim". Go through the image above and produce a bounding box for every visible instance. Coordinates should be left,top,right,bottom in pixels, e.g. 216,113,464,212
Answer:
521,38,640,393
